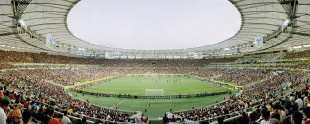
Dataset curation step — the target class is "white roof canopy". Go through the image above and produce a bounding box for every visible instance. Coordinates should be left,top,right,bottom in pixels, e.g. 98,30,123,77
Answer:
0,0,309,58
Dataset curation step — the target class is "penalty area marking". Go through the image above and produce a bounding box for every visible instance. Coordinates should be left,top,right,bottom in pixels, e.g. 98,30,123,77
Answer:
110,98,128,109
189,88,198,94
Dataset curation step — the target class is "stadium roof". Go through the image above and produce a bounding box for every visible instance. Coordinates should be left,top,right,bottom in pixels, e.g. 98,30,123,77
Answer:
0,0,310,58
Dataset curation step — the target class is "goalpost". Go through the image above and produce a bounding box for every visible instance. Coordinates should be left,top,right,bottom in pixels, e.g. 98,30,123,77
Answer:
145,89,164,96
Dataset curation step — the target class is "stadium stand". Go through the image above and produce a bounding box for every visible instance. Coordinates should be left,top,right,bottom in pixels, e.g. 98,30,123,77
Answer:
1,0,310,123
235,52,286,62
284,50,310,59
1,51,310,123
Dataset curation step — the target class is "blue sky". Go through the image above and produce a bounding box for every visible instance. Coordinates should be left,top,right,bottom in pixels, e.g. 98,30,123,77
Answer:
67,0,241,50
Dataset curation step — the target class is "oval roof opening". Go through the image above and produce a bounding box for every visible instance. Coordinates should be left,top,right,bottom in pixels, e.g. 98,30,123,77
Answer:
67,0,241,50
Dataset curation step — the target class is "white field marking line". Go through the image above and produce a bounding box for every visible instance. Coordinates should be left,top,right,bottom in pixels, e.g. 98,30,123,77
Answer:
132,88,144,95
189,88,198,94
132,91,137,95
110,98,128,109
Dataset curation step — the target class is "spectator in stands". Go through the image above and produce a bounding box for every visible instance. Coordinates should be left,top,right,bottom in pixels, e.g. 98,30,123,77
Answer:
295,94,303,110
304,107,310,124
269,109,283,124
9,91,15,100
217,116,224,124
12,100,23,110
0,99,9,124
290,96,299,112
260,109,270,124
163,114,168,123
22,111,32,124
23,98,30,110
238,112,249,124
61,111,71,124
7,110,22,124
48,114,63,124
82,117,86,124
28,104,37,117
35,108,44,121
0,88,3,99
291,112,302,124
42,107,54,124
285,101,293,116
249,112,258,124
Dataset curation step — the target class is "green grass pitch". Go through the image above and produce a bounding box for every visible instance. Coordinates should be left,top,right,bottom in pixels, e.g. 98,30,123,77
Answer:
81,76,227,95
70,76,237,119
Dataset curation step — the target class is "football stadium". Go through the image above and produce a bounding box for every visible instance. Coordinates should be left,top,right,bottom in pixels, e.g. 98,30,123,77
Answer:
1,0,310,124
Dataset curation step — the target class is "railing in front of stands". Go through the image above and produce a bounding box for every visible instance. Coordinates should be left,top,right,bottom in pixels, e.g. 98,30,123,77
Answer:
74,90,232,99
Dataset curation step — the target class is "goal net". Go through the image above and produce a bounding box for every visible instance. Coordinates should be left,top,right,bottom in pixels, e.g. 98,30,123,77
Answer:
145,89,164,96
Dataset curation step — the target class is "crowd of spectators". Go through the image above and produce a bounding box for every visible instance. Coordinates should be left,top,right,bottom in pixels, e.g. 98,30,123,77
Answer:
172,67,310,123
0,50,236,68
2,50,310,123
17,69,112,86
215,69,266,86
0,63,15,70
284,50,310,59
0,50,101,64
0,70,135,123
2,65,310,123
